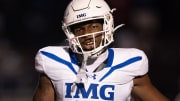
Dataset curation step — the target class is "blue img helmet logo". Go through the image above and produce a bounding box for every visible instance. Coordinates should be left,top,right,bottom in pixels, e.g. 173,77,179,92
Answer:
77,13,86,18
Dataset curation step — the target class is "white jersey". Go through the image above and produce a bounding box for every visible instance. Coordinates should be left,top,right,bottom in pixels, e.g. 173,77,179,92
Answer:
35,46,148,101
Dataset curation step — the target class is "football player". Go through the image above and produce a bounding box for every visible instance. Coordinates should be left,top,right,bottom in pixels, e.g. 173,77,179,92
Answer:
33,0,169,101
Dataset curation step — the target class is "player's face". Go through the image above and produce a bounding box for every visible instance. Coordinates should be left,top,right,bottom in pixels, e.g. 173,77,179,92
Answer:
73,20,104,51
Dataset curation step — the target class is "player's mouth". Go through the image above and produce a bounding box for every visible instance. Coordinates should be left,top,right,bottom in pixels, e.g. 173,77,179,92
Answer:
82,41,95,50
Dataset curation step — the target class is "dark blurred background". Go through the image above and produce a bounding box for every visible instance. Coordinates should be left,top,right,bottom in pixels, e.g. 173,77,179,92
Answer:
0,0,179,101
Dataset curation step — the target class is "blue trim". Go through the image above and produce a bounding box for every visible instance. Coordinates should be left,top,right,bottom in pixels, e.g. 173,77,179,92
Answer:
40,51,77,75
69,49,78,65
105,48,114,67
99,56,142,82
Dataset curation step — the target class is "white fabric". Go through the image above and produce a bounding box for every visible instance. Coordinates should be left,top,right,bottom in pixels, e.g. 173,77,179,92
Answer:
35,46,148,101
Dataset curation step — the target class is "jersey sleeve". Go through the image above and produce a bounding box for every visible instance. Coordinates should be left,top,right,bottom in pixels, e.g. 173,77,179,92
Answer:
34,49,45,73
115,48,149,77
137,50,149,75
132,49,149,76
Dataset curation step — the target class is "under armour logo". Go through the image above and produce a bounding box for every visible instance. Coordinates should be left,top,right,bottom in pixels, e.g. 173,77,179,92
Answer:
87,74,96,80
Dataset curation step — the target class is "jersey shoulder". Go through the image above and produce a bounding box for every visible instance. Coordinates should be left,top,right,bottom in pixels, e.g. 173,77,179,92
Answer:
110,48,148,76
34,46,70,73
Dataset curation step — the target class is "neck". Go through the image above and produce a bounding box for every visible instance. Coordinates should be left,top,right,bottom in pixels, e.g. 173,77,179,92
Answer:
76,48,107,65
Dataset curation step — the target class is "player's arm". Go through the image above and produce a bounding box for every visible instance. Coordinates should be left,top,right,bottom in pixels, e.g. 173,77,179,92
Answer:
33,73,55,101
132,74,170,101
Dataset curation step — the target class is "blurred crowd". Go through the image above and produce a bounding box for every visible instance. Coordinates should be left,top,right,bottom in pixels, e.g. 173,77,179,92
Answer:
0,0,179,101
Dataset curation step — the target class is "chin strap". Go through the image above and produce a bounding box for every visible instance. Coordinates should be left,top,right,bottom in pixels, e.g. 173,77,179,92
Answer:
72,54,89,92
75,53,89,84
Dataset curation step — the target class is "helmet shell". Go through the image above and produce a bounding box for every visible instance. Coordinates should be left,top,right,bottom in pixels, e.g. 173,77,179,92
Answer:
62,0,115,55
63,0,112,26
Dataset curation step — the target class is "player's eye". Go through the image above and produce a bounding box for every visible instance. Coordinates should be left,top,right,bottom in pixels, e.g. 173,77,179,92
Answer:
89,23,102,31
74,27,84,36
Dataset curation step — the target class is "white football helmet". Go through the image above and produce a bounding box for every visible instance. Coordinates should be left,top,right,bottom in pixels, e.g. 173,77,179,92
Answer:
62,0,119,56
